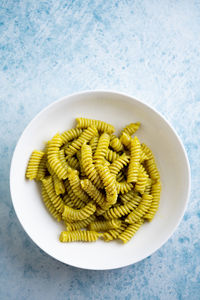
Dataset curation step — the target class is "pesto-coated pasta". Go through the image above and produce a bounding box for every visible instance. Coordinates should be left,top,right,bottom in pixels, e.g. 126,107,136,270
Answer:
26,150,45,180
53,174,65,195
116,181,133,194
61,128,83,144
62,201,96,221
110,137,124,152
65,126,98,156
80,179,109,210
60,230,100,242
121,122,140,136
36,154,47,180
76,117,115,134
125,194,153,224
88,219,121,231
127,136,141,183
26,117,161,243
145,181,161,221
63,180,85,209
89,135,99,154
41,185,62,221
106,149,120,162
47,134,68,180
42,176,65,213
118,219,144,243
97,164,117,205
109,153,130,176
67,169,89,203
103,223,127,242
93,132,110,165
65,215,96,231
81,143,102,188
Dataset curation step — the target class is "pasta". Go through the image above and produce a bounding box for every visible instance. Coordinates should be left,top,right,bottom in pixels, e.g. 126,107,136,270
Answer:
42,176,65,213
88,219,121,231
76,117,115,134
127,136,142,183
47,134,68,180
41,185,62,221
120,122,140,136
62,202,96,221
67,169,89,203
125,194,153,224
26,150,45,180
118,219,144,243
110,137,124,152
93,132,110,165
26,117,161,243
65,126,98,156
80,143,102,188
60,230,100,242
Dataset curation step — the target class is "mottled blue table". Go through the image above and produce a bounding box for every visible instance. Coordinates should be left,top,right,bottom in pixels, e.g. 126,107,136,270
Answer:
0,1,200,299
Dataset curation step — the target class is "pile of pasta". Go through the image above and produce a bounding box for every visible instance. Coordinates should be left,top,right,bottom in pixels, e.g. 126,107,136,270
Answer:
26,118,161,243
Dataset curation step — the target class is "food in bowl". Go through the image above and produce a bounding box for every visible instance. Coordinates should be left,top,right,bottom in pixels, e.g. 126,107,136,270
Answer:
25,117,161,243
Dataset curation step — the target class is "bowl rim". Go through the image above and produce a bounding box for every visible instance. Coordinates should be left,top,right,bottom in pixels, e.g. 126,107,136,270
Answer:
9,90,191,270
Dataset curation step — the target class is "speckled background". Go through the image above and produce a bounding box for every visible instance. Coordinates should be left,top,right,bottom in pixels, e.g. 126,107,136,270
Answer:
0,1,200,299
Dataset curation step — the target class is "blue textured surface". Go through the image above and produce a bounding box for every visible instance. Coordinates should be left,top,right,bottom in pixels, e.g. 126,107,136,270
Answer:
0,1,200,299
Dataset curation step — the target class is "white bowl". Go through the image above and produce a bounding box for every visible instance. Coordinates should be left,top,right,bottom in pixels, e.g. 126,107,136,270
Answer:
10,91,190,270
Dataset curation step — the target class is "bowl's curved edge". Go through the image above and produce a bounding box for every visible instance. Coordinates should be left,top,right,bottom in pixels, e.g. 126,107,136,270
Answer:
9,90,191,270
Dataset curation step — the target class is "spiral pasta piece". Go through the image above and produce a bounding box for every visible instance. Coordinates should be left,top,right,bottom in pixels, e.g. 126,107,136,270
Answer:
109,153,130,175
116,170,126,182
88,219,121,231
127,136,141,183
61,128,83,144
110,137,124,152
26,150,45,180
65,126,98,156
103,223,127,241
121,122,140,136
142,143,160,180
145,181,161,221
93,133,110,165
125,194,153,224
62,202,96,221
116,181,133,194
59,149,71,173
80,179,108,209
89,135,99,154
36,154,47,180
67,169,89,203
42,176,65,213
65,215,96,231
120,190,142,207
81,144,102,188
76,118,115,134
144,178,152,195
63,180,85,209
120,132,131,148
97,164,117,205
47,134,68,180
60,230,100,242
118,219,144,243
41,185,62,221
53,174,65,195
103,200,137,219
106,149,120,162
140,151,149,163
135,164,149,195
67,155,80,170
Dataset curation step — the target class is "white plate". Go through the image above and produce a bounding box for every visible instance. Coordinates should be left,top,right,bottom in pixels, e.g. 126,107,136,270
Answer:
10,91,190,270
